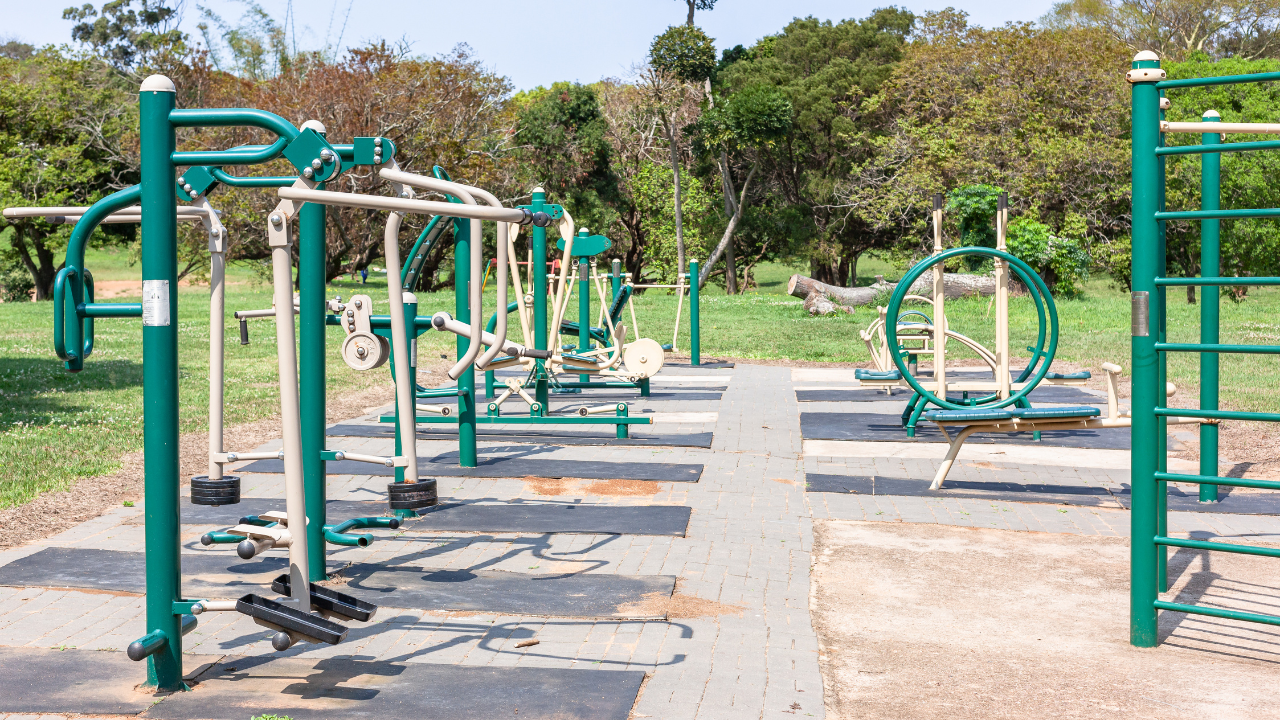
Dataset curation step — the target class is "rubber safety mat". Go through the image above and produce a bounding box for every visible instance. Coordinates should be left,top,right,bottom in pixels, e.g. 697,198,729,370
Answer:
328,424,715,448
0,648,645,720
241,456,704,482
180,498,691,536
795,386,1106,405
799,412,1132,449
804,473,1116,507
0,548,676,618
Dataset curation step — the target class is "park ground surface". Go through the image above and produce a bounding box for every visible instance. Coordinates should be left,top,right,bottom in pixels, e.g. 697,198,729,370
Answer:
0,252,1276,718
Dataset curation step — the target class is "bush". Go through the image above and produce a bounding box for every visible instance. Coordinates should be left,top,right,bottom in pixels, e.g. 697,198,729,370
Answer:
0,267,33,303
1006,216,1089,298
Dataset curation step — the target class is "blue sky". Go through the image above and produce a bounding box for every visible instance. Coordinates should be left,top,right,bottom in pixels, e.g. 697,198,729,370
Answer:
1,0,1057,89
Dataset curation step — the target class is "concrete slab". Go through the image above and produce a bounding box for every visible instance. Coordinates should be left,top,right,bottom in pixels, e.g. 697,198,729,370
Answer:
0,647,194,714
805,473,1118,507
241,456,705,482
328,424,716,448
800,411,1134,449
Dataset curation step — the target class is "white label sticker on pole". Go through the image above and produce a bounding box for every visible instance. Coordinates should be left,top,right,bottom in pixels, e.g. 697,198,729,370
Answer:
142,280,170,327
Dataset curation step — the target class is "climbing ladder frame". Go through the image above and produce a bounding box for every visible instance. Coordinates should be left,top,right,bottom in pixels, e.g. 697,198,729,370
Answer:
1129,52,1280,646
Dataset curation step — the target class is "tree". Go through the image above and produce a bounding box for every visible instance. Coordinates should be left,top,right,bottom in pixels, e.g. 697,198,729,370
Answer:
677,0,717,26
0,51,137,299
1042,0,1280,60
718,10,915,286
62,0,187,75
649,25,716,275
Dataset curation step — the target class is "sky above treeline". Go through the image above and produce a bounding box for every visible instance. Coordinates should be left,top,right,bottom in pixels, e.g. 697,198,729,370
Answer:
1,0,1057,89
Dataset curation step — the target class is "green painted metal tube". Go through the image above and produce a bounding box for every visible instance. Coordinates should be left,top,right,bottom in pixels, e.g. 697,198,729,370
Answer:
1154,471,1280,491
1157,71,1280,89
1156,535,1280,558
140,77,185,691
1155,276,1280,285
485,302,520,398
418,387,465,398
81,303,143,317
1156,342,1280,354
1129,54,1162,649
1156,208,1280,220
1153,600,1280,627
407,415,651,425
453,215,477,467
201,530,241,544
689,260,700,365
530,190,550,410
401,215,446,289
173,137,288,166
299,193,328,581
127,629,168,662
169,108,300,141
1156,139,1280,156
1153,407,1280,422
208,168,296,188
1200,118,1222,503
579,253,590,383
611,259,622,304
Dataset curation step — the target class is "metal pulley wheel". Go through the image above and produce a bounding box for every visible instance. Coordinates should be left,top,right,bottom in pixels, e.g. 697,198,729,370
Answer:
341,331,387,371
388,479,438,510
622,338,664,377
190,475,241,506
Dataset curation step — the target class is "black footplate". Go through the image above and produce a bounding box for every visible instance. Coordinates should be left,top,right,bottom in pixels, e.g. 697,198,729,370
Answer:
190,475,241,506
235,593,348,646
272,574,378,622
388,479,438,509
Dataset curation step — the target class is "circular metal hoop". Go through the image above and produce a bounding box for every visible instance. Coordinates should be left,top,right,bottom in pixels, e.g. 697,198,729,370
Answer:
885,247,1059,411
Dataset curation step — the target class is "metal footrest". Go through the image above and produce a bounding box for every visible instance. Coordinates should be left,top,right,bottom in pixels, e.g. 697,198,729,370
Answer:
235,593,348,647
271,574,378,622
189,475,240,506
388,479,438,510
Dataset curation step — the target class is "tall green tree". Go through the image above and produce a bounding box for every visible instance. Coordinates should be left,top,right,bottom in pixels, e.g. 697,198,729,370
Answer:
1042,0,1280,60
677,0,717,26
718,9,915,285
62,0,187,75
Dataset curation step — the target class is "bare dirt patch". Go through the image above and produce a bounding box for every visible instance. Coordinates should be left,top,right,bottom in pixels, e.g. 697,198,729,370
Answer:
617,585,745,620
812,520,1280,720
522,477,662,497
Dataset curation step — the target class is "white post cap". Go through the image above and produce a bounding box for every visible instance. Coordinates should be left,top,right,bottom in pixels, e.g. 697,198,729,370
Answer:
1202,109,1220,118
141,75,175,92
1133,50,1159,62
533,187,545,193
300,119,327,134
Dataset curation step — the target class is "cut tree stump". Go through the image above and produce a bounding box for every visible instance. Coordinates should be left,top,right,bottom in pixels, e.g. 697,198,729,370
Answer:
788,272,1000,316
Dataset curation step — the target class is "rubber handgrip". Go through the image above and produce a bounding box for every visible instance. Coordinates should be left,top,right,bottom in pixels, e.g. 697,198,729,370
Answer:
239,319,250,345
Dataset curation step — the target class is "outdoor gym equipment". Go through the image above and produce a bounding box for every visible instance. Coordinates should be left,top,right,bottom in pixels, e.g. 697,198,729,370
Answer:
859,193,1094,437
40,75,400,691
1128,51,1280,645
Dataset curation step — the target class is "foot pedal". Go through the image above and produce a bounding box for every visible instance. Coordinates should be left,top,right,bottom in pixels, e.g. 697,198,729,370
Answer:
272,574,378,622
236,593,348,648
190,475,241,506
388,479,438,510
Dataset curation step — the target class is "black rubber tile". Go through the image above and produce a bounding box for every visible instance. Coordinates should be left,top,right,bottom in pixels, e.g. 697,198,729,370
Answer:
0,548,675,617
663,360,735,368
0,646,172,714
148,656,645,720
799,412,1133,449
181,498,691,536
1111,485,1280,515
795,386,1105,405
328,424,715,448
240,456,704,482
804,473,1118,507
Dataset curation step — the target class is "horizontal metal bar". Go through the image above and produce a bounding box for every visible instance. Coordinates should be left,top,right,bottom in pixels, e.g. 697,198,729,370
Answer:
1155,342,1280,354
1155,535,1280,558
1156,139,1280,156
1154,600,1280,627
1155,208,1280,220
169,108,299,140
1154,471,1280,491
1157,71,1280,89
4,205,210,218
1153,407,1280,422
81,303,142,318
278,187,530,224
1156,276,1280,286
1162,121,1280,135
381,414,652,425
173,137,288,167
210,168,296,188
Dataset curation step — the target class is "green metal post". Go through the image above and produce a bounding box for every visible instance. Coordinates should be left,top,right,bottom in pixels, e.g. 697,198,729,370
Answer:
611,259,622,304
688,259,700,366
1156,96,1169,592
139,75,184,691
1200,112,1222,502
455,218,477,467
579,246,590,383
530,189,550,409
1129,53,1162,648
299,191,328,581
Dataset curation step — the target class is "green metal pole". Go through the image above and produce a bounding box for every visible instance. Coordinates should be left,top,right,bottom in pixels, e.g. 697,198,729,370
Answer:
454,218,477,467
299,190,328,581
688,259,700,366
578,243,590,383
1157,98,1170,592
1129,53,1162,648
139,74,184,691
611,258,622,304
1200,111,1222,502
530,189,550,409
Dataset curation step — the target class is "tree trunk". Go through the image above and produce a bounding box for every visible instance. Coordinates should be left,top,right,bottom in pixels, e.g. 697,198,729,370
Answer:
725,233,737,294
698,163,757,291
10,225,57,300
787,271,999,315
664,118,686,276
718,149,737,295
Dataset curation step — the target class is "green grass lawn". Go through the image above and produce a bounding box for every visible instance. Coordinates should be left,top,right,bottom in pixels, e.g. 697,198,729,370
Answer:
1,250,1276,509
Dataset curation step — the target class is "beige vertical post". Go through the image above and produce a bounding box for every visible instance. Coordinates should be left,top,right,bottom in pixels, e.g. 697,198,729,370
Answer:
199,198,227,479
931,193,946,396
995,193,1010,399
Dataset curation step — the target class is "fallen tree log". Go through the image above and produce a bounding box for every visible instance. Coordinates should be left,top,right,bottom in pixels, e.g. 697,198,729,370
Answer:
788,272,1000,315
